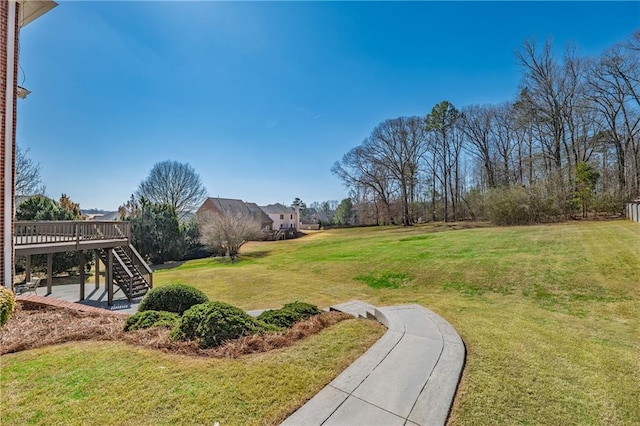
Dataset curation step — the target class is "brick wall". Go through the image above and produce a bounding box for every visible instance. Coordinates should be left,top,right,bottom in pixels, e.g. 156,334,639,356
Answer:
1,0,20,288
1,0,8,287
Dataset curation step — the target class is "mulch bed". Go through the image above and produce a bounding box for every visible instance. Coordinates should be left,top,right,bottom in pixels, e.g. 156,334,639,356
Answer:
0,302,352,358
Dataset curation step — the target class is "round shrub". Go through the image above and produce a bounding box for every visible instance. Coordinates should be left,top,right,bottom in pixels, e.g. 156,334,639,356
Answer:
170,301,264,348
257,309,301,328
281,301,320,319
0,287,16,328
124,310,179,332
138,284,208,315
168,303,210,342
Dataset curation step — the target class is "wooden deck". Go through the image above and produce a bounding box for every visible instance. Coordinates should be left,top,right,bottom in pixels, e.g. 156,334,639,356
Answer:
13,221,152,307
14,221,129,255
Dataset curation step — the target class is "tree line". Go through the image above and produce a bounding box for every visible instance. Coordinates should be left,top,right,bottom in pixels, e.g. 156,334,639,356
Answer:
333,33,640,226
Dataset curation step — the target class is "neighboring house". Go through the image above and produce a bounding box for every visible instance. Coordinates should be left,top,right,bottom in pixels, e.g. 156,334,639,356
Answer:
302,210,330,225
86,211,120,221
197,197,273,230
260,203,299,230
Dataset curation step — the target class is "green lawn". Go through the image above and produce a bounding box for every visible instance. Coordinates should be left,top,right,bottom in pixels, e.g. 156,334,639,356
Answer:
3,220,639,424
1,319,384,425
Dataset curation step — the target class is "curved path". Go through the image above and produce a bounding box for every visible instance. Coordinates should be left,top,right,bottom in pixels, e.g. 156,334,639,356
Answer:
282,301,465,426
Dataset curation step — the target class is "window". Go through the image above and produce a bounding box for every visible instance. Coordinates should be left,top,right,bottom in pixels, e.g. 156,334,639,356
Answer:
290,214,293,219
280,214,284,220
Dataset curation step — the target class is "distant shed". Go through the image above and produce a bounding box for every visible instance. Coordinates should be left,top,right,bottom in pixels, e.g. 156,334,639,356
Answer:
627,199,640,223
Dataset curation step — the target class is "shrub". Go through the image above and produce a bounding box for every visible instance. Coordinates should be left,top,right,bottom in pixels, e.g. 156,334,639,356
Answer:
138,284,208,315
123,310,179,332
282,301,320,318
485,184,562,225
0,287,16,328
257,302,321,328
170,301,265,348
257,309,301,328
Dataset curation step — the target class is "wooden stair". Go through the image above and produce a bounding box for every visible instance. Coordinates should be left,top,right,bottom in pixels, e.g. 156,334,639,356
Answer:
97,245,152,300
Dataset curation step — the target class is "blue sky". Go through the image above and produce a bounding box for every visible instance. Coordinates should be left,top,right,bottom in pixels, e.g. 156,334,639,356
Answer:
17,1,640,211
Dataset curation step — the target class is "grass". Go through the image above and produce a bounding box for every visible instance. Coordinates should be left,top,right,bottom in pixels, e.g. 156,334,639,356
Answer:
1,319,384,425
153,220,640,425
3,220,639,424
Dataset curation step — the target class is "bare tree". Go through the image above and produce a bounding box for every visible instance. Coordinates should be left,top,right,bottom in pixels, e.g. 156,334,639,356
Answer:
425,101,461,222
15,146,45,196
332,32,639,224
332,144,398,224
517,39,568,179
368,116,428,226
199,212,262,259
587,37,640,198
461,104,498,189
136,160,207,217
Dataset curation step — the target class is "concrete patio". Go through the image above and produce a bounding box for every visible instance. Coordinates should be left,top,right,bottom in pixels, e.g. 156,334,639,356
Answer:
24,281,140,314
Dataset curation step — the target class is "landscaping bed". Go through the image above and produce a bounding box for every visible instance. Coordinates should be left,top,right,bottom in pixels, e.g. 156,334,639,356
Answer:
0,302,352,357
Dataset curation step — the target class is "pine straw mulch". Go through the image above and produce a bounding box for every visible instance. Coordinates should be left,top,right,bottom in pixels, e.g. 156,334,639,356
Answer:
0,303,353,358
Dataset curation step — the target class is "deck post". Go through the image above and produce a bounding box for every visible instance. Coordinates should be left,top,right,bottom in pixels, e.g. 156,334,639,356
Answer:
95,250,100,289
79,251,85,300
46,253,52,295
25,255,31,281
107,248,113,306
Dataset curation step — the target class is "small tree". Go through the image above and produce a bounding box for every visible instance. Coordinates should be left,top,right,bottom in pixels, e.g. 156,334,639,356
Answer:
573,162,600,218
291,197,308,217
199,212,262,260
59,193,82,219
136,160,207,217
15,146,45,196
127,200,184,264
334,198,354,226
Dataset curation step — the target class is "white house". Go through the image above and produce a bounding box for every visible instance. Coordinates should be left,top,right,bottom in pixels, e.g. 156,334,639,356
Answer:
260,203,299,230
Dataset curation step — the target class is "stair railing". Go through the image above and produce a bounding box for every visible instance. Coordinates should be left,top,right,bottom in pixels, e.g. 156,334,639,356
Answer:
127,244,153,288
112,250,134,298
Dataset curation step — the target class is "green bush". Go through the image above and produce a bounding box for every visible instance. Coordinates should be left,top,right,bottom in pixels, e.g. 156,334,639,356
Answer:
138,284,208,315
257,302,321,328
0,287,16,328
170,301,265,348
124,310,179,332
282,301,320,318
257,309,301,328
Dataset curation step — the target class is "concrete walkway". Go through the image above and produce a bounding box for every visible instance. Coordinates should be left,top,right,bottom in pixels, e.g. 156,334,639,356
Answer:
15,288,465,424
282,301,465,426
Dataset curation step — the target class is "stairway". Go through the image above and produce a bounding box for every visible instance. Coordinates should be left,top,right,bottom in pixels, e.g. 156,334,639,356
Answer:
97,245,152,300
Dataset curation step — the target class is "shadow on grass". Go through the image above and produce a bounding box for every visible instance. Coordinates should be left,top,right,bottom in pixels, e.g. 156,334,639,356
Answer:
153,250,273,272
152,261,186,271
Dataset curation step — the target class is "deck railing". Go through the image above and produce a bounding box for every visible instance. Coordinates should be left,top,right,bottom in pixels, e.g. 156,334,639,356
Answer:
14,221,130,246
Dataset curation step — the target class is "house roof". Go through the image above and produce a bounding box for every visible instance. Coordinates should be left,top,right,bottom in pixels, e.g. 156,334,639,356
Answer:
260,203,295,215
87,211,120,221
19,0,58,28
198,198,273,225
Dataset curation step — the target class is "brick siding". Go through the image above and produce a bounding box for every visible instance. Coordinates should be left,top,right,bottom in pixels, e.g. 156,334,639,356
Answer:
1,1,20,288
1,0,8,287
